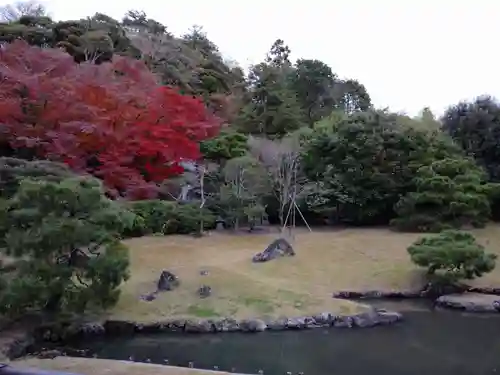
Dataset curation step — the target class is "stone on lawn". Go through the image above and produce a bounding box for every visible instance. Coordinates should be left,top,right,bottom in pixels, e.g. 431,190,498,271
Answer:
198,285,212,298
252,238,295,263
157,270,180,291
140,292,157,302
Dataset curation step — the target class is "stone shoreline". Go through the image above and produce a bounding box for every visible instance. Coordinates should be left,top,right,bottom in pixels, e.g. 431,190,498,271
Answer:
332,286,500,300
332,287,500,314
6,308,402,359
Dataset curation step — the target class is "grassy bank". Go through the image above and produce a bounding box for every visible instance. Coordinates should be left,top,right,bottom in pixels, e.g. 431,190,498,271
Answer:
109,225,500,322
11,357,237,375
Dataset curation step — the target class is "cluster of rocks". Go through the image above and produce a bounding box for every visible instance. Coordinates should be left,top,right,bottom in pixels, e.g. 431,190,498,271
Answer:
333,285,500,301
333,286,500,313
467,287,500,295
140,270,180,302
333,290,424,300
27,309,402,347
435,293,500,313
252,238,295,263
141,270,213,301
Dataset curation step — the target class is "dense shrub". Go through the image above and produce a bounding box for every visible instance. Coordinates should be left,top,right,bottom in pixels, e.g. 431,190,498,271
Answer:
302,111,461,225
200,129,249,163
442,96,500,182
0,157,75,199
392,157,494,232
125,200,216,236
407,230,496,284
441,96,500,220
0,176,133,318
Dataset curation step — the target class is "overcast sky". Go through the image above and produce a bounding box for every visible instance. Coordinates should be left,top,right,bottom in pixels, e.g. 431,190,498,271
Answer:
10,0,500,116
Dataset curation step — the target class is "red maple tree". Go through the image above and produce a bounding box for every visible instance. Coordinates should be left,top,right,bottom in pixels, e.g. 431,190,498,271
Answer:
0,41,220,199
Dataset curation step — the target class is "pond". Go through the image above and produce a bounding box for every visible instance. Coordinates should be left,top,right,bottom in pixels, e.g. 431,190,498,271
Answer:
69,304,500,375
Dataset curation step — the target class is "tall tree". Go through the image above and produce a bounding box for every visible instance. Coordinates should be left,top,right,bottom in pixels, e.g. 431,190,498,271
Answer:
0,40,220,199
335,79,371,113
303,111,461,225
122,9,168,35
0,12,139,63
0,174,133,317
237,39,306,137
392,157,494,232
126,16,245,122
289,59,338,125
266,39,292,67
442,96,500,182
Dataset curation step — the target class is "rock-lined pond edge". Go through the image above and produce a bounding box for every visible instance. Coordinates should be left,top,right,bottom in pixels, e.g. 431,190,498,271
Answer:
12,284,500,360
6,308,402,360
332,286,500,300
332,286,500,313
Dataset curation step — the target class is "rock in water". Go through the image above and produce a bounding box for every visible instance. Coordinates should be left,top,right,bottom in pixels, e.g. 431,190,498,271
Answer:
435,293,500,312
252,238,295,263
157,270,180,291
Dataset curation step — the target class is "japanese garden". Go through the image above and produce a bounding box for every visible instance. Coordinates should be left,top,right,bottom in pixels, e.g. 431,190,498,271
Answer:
1,3,500,375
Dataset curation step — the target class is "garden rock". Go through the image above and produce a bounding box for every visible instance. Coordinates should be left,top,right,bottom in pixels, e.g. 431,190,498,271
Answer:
215,318,240,332
313,312,333,325
164,319,186,332
80,322,105,337
37,349,62,359
198,285,212,298
286,317,305,329
185,320,214,333
252,238,295,263
239,319,267,332
351,312,378,328
140,292,157,302
468,287,500,295
375,309,403,324
24,310,404,348
157,270,180,291
332,315,354,328
5,336,34,360
333,290,422,299
435,293,500,312
103,320,137,336
141,322,168,333
265,317,288,330
61,322,105,340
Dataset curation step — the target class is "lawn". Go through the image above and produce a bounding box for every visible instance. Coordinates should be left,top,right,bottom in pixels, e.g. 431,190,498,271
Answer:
108,224,500,322
11,357,235,375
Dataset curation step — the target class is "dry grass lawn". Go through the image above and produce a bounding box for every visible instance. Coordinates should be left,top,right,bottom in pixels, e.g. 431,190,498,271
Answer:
109,224,500,322
11,357,236,375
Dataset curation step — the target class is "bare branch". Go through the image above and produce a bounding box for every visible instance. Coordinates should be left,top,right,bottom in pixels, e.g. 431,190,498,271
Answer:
0,1,48,22
247,135,304,228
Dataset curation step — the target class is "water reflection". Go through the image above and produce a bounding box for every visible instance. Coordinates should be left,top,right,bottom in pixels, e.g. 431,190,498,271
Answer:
74,306,500,375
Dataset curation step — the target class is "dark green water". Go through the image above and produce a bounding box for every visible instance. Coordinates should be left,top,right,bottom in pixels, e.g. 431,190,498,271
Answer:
75,307,500,375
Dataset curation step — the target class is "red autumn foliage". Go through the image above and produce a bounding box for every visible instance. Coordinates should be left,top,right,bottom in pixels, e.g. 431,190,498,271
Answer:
0,41,220,199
